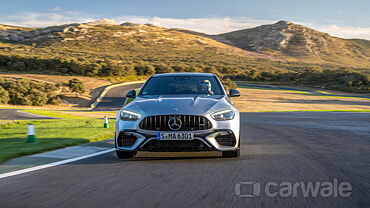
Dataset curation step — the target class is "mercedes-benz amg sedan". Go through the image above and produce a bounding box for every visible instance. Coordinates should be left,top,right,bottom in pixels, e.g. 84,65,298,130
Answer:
115,73,241,158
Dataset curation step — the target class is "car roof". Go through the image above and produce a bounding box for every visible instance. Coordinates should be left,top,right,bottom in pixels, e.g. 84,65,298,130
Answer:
152,73,215,77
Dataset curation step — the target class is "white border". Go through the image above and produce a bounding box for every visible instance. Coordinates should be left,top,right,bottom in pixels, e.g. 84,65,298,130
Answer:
0,148,115,179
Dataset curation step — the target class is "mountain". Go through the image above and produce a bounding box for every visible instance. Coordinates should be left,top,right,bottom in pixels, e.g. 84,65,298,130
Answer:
0,20,369,92
0,20,269,61
214,21,370,67
1,20,369,68
0,20,273,74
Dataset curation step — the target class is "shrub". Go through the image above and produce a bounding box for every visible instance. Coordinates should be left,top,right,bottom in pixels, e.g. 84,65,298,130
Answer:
135,64,156,75
222,78,237,90
0,78,60,106
0,86,10,104
65,78,86,97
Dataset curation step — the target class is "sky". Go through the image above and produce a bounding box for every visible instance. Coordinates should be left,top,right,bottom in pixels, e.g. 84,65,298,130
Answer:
0,0,369,39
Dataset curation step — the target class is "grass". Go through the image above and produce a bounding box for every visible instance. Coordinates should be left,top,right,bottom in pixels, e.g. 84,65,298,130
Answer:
238,85,312,94
22,110,118,119
0,106,26,109
86,111,117,113
0,118,115,163
307,94,370,100
22,110,88,119
237,84,370,100
233,87,370,112
254,110,370,113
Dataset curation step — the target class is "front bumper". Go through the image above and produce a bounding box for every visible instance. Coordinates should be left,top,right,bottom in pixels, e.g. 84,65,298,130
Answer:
115,129,239,152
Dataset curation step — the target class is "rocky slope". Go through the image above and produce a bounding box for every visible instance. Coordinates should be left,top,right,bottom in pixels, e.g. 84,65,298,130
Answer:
0,20,261,53
0,19,272,68
214,21,370,67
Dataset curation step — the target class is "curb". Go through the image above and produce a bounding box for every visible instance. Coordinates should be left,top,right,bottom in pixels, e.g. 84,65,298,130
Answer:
89,81,145,110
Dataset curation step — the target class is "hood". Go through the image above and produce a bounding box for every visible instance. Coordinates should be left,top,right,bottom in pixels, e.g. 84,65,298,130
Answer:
125,94,231,115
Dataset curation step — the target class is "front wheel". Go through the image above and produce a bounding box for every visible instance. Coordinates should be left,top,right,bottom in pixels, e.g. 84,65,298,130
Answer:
222,150,240,158
116,150,136,159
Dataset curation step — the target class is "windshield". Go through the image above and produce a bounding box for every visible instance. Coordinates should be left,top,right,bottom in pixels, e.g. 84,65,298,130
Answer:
139,76,224,96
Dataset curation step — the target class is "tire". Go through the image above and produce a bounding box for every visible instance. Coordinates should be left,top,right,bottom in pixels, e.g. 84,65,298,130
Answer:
116,150,136,159
114,132,117,148
222,150,240,158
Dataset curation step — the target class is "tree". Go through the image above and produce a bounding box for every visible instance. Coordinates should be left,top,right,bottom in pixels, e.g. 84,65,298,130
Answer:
25,89,49,106
66,78,85,97
0,86,10,104
0,78,60,106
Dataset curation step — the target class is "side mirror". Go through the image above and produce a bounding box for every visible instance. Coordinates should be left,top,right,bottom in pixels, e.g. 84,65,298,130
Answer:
126,89,136,98
228,89,240,97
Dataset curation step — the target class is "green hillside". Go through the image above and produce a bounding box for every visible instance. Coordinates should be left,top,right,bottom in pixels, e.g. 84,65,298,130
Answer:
0,20,368,92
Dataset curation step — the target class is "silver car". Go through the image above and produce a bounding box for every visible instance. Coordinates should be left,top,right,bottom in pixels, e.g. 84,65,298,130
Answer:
115,73,241,158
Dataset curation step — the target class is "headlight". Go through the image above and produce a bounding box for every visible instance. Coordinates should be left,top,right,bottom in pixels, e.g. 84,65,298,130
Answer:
120,110,141,121
211,109,235,121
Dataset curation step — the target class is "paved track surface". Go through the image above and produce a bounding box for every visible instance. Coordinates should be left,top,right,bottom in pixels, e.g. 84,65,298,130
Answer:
92,83,143,111
0,112,369,208
0,109,55,120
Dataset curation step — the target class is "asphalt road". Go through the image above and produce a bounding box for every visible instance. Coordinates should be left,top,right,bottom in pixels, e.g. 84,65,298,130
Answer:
0,109,55,120
0,112,369,208
92,83,143,111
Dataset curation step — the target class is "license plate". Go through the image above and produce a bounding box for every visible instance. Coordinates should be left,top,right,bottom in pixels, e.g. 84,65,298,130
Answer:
157,132,194,140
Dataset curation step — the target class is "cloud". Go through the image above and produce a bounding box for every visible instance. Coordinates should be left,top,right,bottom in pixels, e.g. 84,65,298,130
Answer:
113,16,274,34
52,7,63,12
114,16,370,39
0,11,369,39
308,24,370,39
0,11,94,28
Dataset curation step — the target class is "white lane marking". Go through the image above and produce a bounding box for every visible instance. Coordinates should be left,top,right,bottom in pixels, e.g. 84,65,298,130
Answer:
0,148,115,179
16,110,59,119
32,146,109,159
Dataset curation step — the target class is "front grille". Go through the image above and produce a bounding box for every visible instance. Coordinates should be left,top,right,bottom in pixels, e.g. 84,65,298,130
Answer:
117,133,137,147
139,140,214,152
139,115,212,131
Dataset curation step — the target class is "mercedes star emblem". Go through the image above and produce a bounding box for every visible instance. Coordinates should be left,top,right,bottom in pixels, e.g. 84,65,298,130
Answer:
168,116,182,130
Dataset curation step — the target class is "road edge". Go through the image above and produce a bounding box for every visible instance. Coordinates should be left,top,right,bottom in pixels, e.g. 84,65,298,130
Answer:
0,148,115,180
89,81,145,110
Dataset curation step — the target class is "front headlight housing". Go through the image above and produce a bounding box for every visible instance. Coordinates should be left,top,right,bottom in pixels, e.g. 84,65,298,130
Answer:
120,110,141,121
211,109,235,121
